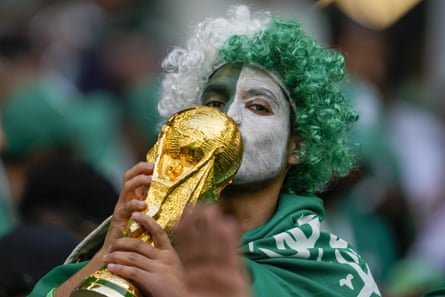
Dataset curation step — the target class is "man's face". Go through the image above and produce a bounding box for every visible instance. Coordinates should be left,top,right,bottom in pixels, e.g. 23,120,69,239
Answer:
201,64,292,185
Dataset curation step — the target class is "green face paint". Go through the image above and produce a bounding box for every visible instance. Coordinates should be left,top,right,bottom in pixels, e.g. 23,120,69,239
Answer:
201,64,242,112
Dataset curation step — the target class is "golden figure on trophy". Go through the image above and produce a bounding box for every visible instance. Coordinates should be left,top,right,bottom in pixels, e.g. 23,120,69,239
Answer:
71,106,243,297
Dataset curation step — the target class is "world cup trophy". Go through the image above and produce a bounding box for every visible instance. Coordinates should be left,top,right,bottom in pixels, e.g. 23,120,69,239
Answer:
71,106,243,297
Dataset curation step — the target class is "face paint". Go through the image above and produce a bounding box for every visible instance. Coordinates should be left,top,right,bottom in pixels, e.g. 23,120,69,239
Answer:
202,64,291,185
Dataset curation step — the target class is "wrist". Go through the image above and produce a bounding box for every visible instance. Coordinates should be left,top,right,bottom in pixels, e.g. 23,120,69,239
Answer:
90,247,108,267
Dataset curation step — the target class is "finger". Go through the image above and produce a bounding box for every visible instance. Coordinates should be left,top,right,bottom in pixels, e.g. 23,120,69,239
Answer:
174,205,240,264
122,162,153,182
173,205,210,261
120,175,153,201
116,200,147,221
108,237,157,260
194,206,234,258
176,204,222,243
106,262,149,284
132,212,173,250
174,204,196,239
104,250,148,267
106,263,168,297
201,206,239,245
104,249,160,275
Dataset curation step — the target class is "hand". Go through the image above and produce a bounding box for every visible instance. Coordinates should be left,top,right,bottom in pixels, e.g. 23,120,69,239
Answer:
101,162,153,255
103,212,187,297
173,205,252,297
54,163,154,297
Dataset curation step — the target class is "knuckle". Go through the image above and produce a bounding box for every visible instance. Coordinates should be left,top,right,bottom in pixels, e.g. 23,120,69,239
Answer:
123,170,132,181
127,267,142,280
127,253,137,263
153,223,164,236
122,183,132,195
134,239,146,249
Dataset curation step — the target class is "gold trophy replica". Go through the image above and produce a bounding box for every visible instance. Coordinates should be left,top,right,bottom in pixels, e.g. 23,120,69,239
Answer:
71,106,243,297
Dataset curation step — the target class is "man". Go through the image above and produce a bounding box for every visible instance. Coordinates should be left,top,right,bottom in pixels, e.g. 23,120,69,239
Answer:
29,5,381,297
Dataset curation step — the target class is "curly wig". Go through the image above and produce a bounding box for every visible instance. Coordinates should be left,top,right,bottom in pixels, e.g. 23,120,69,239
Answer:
158,5,358,193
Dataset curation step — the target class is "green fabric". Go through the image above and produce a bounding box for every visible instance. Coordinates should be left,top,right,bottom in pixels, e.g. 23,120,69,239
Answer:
326,193,399,284
241,193,381,297
28,261,87,297
46,288,56,297
29,194,381,297
425,285,445,297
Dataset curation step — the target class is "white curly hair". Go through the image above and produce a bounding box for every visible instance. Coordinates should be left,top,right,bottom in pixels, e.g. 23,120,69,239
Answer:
158,5,272,118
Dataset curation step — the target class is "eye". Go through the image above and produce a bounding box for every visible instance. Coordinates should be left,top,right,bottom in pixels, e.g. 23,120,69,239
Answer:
205,98,226,109
202,89,228,110
246,99,272,115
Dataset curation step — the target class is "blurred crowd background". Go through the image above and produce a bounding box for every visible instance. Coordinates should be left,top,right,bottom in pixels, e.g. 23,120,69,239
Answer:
0,0,444,296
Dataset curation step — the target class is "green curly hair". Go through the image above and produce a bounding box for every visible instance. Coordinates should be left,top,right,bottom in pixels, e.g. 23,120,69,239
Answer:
218,16,358,193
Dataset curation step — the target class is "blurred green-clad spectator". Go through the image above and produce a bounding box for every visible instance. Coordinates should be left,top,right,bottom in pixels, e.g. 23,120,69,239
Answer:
1,74,135,193
321,76,409,287
1,75,73,159
324,4,445,295
0,31,134,214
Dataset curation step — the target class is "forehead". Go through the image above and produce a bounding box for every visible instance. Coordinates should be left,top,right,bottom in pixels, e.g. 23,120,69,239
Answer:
207,64,284,88
208,64,242,83
238,67,284,95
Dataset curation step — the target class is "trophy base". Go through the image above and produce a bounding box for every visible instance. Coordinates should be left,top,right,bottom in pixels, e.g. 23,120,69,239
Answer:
71,268,141,297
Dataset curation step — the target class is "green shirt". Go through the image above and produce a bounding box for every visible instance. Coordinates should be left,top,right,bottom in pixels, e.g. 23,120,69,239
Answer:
29,193,381,297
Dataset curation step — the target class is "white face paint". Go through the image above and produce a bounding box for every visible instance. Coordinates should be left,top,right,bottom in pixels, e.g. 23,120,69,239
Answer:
202,64,291,185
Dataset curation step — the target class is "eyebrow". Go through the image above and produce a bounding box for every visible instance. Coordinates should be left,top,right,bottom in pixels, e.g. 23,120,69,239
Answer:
246,87,280,105
202,83,227,94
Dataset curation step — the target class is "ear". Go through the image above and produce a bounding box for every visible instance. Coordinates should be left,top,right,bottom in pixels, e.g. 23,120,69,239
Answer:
287,137,301,165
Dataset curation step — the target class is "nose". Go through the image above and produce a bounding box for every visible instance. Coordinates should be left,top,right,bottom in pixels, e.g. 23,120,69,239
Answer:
224,103,241,125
